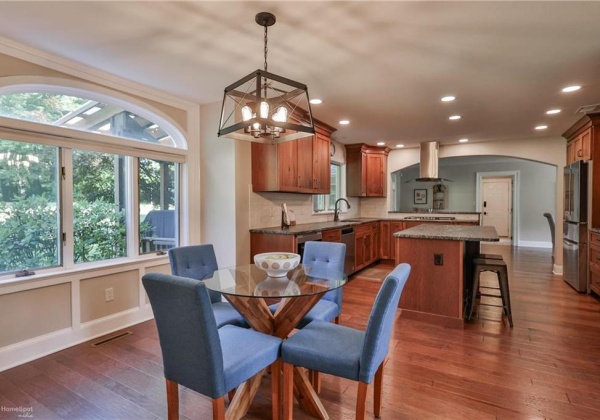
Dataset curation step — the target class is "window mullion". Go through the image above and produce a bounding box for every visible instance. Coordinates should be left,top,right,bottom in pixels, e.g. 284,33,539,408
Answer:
61,148,75,270
129,157,140,257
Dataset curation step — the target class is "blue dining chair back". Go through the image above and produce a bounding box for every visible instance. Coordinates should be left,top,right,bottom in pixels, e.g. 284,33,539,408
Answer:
302,241,346,310
168,244,247,329
143,273,282,419
281,263,411,419
168,244,221,303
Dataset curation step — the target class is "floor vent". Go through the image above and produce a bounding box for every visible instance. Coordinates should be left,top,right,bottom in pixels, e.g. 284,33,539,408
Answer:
91,331,132,347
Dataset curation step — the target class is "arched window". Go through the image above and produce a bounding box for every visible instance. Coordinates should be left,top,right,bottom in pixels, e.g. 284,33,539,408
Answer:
0,83,186,277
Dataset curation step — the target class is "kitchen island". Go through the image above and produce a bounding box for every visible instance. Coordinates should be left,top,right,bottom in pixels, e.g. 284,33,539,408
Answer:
394,224,499,328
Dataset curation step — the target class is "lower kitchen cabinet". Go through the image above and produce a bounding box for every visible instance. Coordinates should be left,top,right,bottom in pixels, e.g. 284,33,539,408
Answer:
322,228,341,242
590,231,600,296
355,222,379,271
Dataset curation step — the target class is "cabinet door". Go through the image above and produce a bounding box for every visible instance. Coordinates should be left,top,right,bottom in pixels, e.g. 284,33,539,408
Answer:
278,140,298,191
581,129,592,161
380,221,390,259
355,233,366,270
566,141,574,164
313,134,331,193
390,222,404,262
366,154,385,196
297,137,313,191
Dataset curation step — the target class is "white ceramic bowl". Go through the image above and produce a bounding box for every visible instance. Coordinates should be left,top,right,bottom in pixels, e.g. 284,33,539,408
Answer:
253,252,300,277
254,278,301,297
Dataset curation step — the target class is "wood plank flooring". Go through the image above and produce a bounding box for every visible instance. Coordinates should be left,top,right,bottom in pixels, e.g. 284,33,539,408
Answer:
1,245,600,419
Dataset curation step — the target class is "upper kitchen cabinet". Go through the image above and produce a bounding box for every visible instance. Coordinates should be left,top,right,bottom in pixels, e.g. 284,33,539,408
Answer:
346,144,390,197
563,114,597,164
252,118,335,194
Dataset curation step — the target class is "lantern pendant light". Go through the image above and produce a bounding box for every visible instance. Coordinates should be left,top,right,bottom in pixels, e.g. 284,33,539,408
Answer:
218,12,315,143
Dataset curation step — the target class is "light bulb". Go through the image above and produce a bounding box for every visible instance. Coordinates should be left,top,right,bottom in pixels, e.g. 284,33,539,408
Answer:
260,101,269,119
252,122,261,130
242,106,252,121
272,106,288,123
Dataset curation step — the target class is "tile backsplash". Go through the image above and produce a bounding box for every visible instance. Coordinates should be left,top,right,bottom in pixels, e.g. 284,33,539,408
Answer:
249,189,360,229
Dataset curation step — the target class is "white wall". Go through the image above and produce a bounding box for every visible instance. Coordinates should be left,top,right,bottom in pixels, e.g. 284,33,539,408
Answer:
394,157,557,245
199,102,238,268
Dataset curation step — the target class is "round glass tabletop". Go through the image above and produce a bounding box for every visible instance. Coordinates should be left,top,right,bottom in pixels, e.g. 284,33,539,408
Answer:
203,264,347,298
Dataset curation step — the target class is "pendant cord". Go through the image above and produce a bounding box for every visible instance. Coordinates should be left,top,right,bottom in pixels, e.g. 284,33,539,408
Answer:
263,24,268,99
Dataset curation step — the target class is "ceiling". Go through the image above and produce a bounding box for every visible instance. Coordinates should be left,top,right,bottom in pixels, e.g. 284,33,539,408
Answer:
1,1,600,147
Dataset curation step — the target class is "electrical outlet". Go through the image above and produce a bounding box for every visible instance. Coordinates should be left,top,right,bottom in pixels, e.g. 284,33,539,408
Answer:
434,253,444,266
104,287,114,302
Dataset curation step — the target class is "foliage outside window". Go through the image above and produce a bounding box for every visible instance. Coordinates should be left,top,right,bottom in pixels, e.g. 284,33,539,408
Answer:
313,164,342,212
0,140,60,273
73,150,127,263
0,90,181,276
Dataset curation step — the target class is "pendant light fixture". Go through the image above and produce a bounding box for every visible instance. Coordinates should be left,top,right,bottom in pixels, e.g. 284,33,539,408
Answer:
218,12,315,143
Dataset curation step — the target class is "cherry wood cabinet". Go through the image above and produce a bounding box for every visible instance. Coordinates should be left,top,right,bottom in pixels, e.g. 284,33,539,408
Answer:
322,228,341,242
355,222,379,271
346,144,390,197
252,119,336,193
590,231,600,296
566,127,592,164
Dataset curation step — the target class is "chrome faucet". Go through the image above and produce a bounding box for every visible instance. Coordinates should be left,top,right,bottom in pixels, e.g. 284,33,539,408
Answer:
333,198,351,221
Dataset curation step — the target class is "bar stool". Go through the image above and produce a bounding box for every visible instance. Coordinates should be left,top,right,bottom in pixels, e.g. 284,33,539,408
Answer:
469,258,513,327
475,253,503,260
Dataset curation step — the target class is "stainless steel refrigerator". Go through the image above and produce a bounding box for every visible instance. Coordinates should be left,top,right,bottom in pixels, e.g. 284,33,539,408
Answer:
563,161,589,292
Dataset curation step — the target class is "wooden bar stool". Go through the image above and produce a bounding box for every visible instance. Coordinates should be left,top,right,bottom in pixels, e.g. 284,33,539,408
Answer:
468,258,513,327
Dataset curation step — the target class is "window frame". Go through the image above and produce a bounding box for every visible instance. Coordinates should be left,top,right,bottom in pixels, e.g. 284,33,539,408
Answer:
313,162,345,214
0,85,187,280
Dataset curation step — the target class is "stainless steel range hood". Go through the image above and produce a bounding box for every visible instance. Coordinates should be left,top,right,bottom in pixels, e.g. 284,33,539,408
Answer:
415,141,452,182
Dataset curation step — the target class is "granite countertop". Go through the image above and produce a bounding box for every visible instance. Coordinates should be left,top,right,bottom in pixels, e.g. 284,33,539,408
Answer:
250,219,380,235
394,224,499,241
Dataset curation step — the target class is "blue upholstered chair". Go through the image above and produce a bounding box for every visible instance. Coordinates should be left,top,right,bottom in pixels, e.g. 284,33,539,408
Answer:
281,263,411,419
169,244,247,328
142,273,282,420
269,241,346,328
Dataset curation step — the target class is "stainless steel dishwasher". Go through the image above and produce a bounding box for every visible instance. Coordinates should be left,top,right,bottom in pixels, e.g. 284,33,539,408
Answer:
341,227,355,275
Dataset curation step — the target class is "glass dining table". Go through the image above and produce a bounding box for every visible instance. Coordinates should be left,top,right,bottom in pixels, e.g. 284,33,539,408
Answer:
203,263,348,419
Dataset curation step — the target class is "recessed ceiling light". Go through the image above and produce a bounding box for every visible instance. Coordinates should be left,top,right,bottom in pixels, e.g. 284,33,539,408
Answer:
562,85,581,93
376,141,386,146
546,109,561,115
396,144,404,148
309,98,323,105
83,106,101,115
441,96,456,102
66,116,83,125
459,138,469,143
535,125,548,130
449,115,461,120
339,120,350,125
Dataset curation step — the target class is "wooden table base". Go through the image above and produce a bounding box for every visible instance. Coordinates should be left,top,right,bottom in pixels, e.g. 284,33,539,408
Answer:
224,292,330,418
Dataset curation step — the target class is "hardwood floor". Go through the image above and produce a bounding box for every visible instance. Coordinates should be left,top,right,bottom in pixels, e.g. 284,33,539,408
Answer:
2,245,600,419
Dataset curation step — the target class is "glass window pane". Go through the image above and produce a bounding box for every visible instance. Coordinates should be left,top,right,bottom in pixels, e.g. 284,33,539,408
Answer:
0,92,175,147
327,164,341,211
0,139,60,274
73,150,127,263
139,158,178,254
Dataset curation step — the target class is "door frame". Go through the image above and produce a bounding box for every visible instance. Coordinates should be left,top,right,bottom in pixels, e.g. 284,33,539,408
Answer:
475,170,520,246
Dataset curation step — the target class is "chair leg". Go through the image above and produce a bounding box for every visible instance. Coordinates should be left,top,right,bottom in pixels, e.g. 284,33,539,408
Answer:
334,316,340,325
374,363,384,418
312,370,321,394
228,389,236,402
212,396,225,420
499,269,514,327
272,359,281,420
356,381,368,420
468,268,481,320
166,379,179,420
283,362,294,420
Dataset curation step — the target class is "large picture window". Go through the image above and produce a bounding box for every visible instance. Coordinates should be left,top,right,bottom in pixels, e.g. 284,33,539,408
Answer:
0,86,184,277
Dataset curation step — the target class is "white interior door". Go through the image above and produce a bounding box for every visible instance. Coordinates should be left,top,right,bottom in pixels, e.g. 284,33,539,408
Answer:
481,177,512,238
